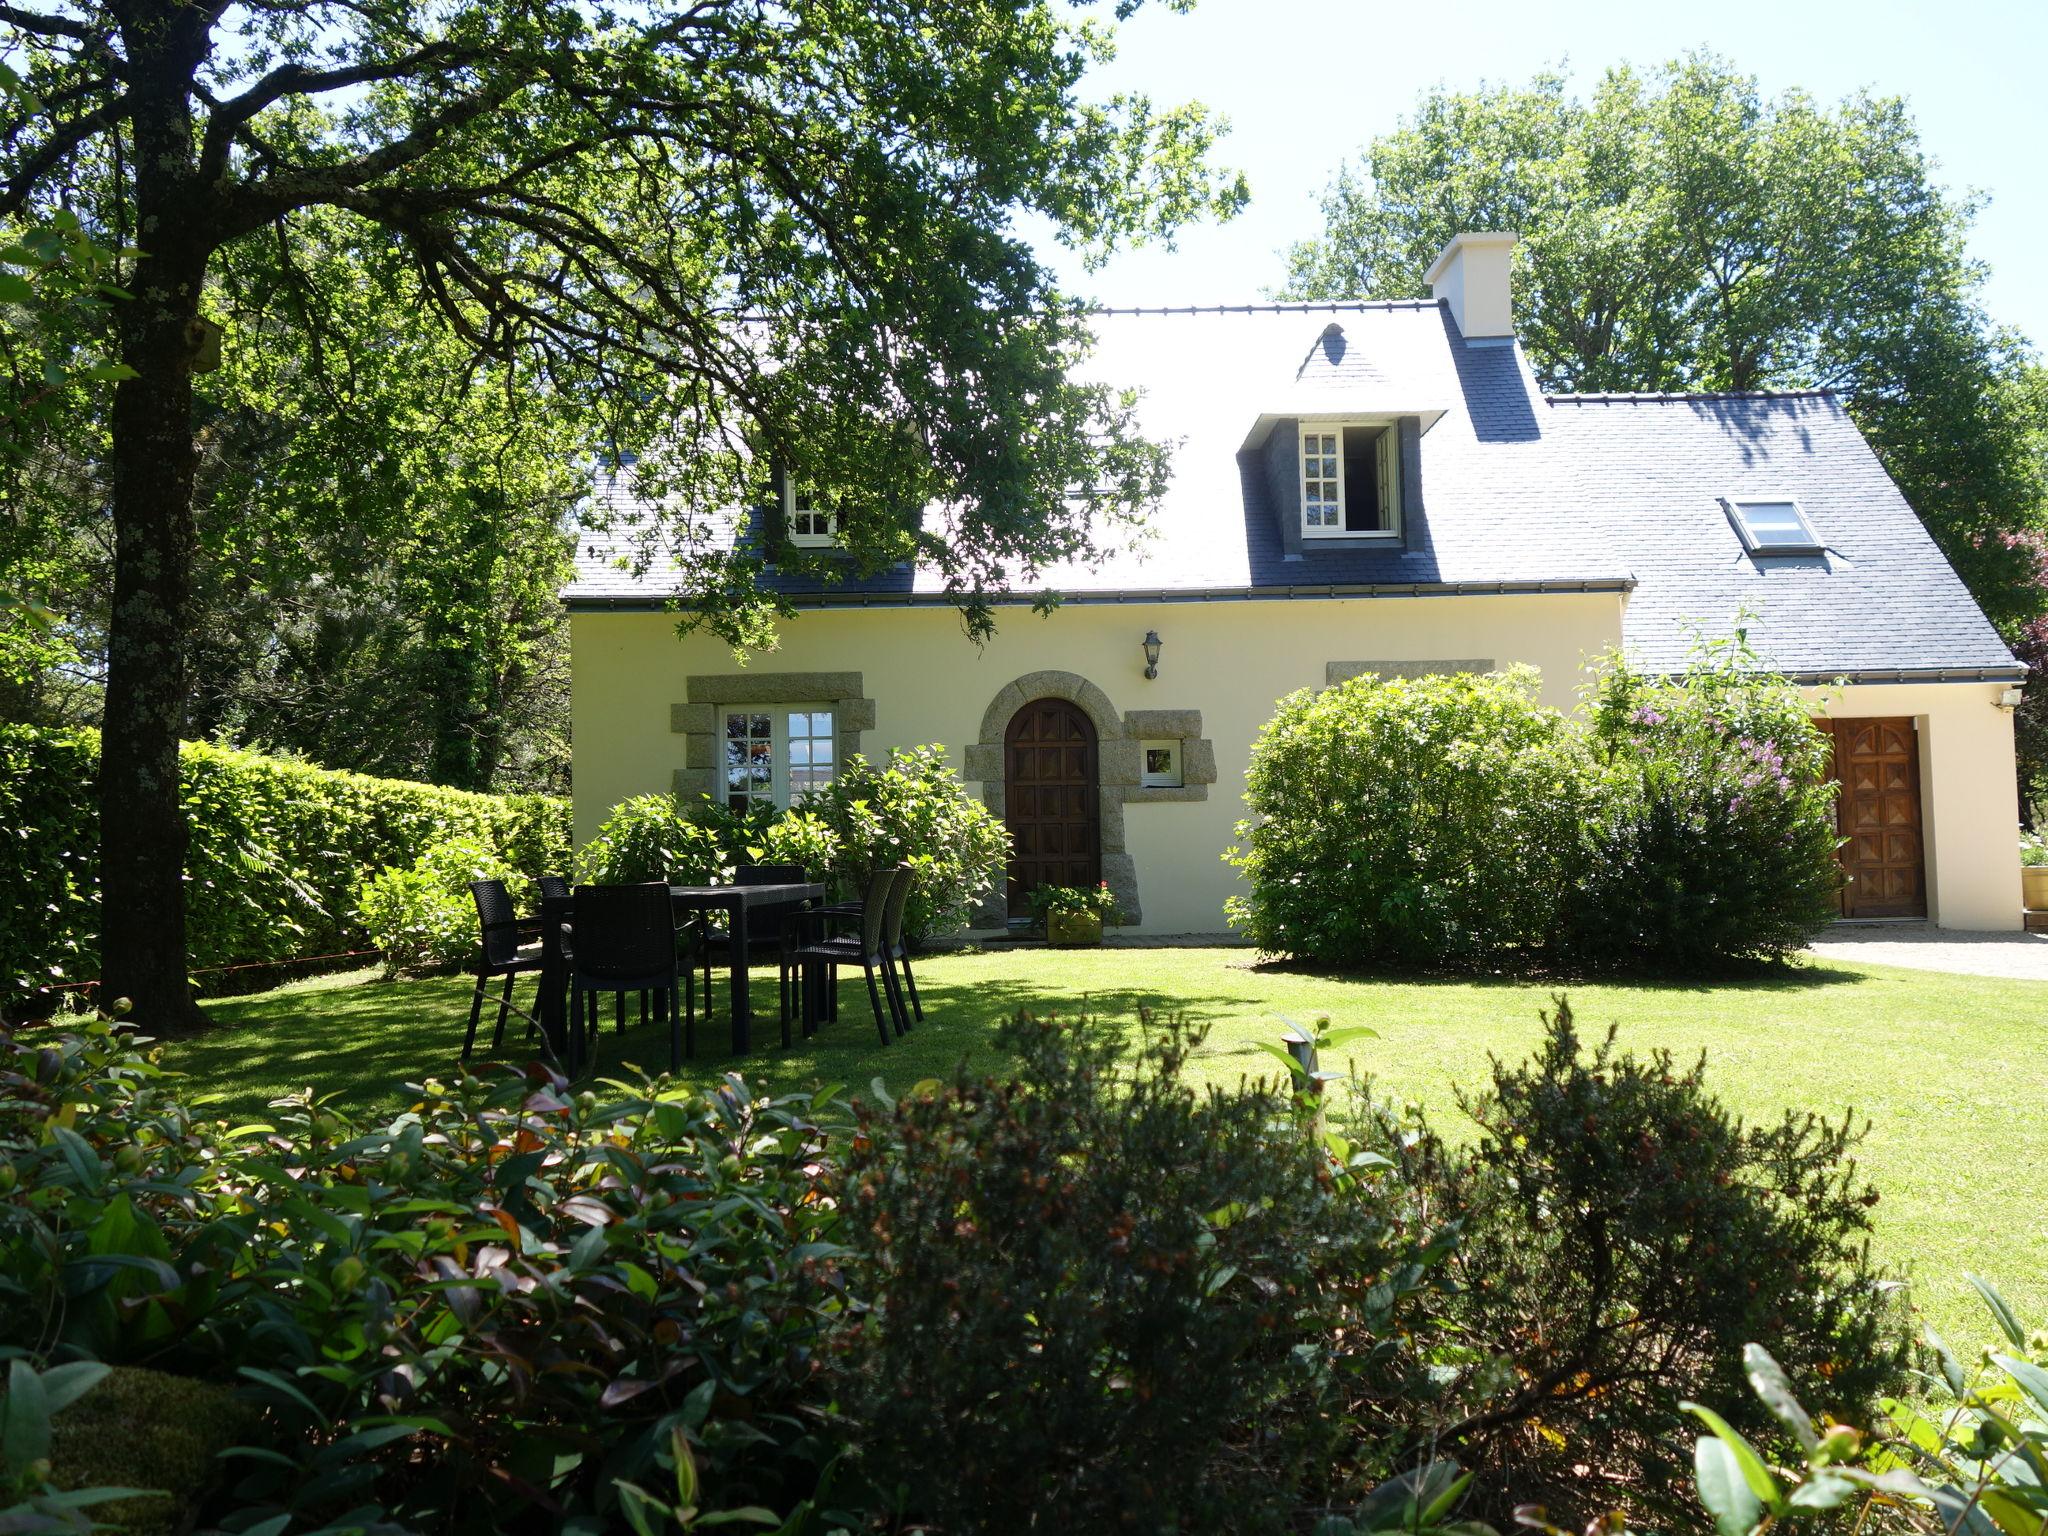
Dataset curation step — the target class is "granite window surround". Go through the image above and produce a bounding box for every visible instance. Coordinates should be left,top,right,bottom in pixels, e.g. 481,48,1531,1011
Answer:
960,671,1219,929
669,672,874,801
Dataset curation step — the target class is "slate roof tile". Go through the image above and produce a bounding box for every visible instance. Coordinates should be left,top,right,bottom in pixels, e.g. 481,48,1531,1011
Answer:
565,303,2020,680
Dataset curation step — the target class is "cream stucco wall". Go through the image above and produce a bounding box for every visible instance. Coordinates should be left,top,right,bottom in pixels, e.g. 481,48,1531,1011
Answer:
570,597,2024,935
1806,681,2022,931
572,592,1622,934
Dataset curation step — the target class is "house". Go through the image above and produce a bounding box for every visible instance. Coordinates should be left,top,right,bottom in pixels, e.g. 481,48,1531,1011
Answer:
564,233,2026,934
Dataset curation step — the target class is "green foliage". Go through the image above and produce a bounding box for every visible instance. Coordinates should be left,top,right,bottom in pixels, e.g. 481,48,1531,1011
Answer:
1229,645,1843,974
353,835,521,975
1354,1000,1906,1519
577,751,1002,941
1562,642,1844,971
2021,832,2048,868
1282,52,2048,633
0,1015,855,1533
1226,667,1589,969
0,725,568,1010
807,747,1010,941
837,1009,1447,1533
574,794,732,887
1025,881,1123,924
1672,1282,2048,1536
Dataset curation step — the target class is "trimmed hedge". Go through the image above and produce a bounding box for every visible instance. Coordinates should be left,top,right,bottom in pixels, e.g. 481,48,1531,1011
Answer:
0,725,569,1007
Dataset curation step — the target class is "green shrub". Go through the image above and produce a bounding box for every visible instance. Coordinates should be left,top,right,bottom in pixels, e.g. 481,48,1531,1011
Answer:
577,749,999,940
573,792,728,885
1226,668,1589,969
807,745,1007,941
836,1009,1446,1533
354,835,521,974
0,725,570,1010
1351,1000,1906,1521
1560,641,1843,971
1450,1278,2047,1536
0,1016,856,1533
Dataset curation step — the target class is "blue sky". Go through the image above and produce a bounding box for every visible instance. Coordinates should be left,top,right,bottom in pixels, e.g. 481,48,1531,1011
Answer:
1035,0,2047,349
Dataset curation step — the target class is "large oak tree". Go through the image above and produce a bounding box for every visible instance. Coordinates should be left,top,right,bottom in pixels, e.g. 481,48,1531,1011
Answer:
0,0,1243,1022
1284,54,2048,636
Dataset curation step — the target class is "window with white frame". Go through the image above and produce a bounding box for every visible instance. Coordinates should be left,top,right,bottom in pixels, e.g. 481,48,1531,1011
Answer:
721,706,836,812
782,481,839,546
1140,739,1184,788
1299,422,1399,538
1725,497,1823,554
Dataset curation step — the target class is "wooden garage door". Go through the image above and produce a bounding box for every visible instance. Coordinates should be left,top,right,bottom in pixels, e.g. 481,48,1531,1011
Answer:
1004,698,1099,917
1825,717,1926,919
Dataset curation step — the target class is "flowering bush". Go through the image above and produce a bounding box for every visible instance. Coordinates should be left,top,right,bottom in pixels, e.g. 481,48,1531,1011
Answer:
1560,637,1843,971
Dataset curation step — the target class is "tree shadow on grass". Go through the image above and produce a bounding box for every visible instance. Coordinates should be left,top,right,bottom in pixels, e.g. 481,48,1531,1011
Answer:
169,964,1235,1117
1235,953,1868,996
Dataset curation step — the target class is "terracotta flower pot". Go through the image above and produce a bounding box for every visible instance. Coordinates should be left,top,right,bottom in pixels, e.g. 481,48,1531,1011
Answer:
1045,910,1104,948
2023,865,2048,912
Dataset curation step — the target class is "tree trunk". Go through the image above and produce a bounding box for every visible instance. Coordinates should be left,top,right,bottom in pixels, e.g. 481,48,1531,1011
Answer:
98,248,206,1023
96,13,211,1026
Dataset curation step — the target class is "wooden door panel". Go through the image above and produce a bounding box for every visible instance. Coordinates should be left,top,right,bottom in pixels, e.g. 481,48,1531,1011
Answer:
1828,715,1925,919
1004,698,1100,917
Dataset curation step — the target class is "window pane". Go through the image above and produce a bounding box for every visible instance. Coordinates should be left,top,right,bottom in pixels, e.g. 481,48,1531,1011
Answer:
813,738,834,765
1739,501,1815,547
726,713,748,739
790,738,811,766
750,713,771,737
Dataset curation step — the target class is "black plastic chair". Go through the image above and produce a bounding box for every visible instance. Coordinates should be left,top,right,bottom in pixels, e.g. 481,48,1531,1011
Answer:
536,874,571,903
562,883,691,1070
463,878,544,1058
787,867,905,1046
878,865,922,1028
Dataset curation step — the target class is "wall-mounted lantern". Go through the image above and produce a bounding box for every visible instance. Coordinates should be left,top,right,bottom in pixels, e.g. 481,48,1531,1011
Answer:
1141,629,1162,681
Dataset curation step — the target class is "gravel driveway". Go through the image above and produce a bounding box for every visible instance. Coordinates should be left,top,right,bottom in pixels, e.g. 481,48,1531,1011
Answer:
1807,922,2048,981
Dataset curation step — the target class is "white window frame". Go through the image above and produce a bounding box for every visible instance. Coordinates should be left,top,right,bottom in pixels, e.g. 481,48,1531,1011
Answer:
782,481,840,547
1140,739,1184,788
1299,420,1401,541
1725,495,1824,554
718,704,837,811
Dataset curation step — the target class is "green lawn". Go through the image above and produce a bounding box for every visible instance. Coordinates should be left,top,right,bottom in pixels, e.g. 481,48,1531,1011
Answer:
160,946,2047,1353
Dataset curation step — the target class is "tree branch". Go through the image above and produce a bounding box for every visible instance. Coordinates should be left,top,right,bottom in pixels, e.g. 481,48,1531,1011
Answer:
198,40,485,182
0,92,131,219
0,2,96,43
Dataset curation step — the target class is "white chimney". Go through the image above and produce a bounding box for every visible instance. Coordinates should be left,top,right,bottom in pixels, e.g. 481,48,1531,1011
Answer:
1424,232,1519,340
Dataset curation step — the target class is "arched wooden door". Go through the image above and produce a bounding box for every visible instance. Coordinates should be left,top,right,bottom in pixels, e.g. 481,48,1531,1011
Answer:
1004,698,1099,917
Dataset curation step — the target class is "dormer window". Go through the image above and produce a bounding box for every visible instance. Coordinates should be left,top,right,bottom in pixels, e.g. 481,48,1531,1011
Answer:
1300,422,1399,539
783,482,840,547
1726,496,1822,555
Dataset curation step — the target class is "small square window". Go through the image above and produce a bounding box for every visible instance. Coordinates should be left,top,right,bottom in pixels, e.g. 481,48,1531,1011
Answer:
1726,497,1823,554
783,481,840,547
1141,739,1184,789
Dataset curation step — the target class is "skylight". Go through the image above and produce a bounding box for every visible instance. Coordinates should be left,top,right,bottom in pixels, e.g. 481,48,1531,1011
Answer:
1726,497,1823,555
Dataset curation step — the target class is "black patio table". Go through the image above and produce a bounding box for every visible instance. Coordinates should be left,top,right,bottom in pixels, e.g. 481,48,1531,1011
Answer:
538,881,826,1064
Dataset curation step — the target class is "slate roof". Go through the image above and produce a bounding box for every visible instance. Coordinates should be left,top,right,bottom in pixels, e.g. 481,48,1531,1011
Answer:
564,302,2022,682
